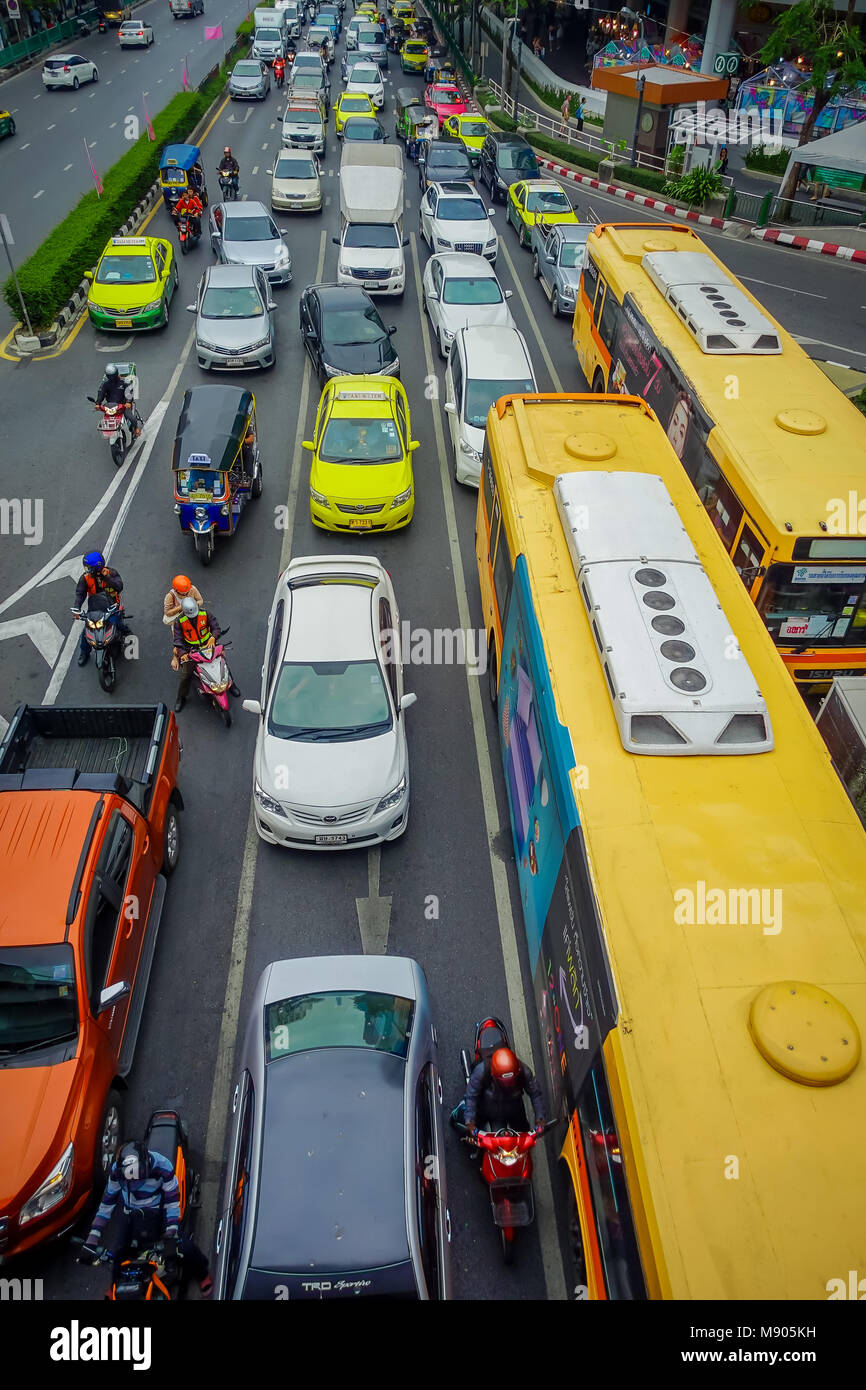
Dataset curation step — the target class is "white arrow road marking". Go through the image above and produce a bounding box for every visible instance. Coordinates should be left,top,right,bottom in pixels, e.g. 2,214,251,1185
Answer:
355,845,391,955
37,556,86,589
0,613,65,668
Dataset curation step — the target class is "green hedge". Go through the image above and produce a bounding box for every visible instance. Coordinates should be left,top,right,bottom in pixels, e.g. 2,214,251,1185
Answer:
528,129,603,173
4,63,233,328
614,164,668,194
744,143,789,176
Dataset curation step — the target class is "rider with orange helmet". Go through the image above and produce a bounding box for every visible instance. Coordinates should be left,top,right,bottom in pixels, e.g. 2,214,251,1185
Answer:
163,573,204,625
463,1046,546,1136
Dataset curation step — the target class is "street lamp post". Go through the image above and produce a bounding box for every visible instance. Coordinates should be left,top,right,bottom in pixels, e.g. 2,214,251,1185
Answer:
621,7,646,167
0,214,34,339
501,0,519,109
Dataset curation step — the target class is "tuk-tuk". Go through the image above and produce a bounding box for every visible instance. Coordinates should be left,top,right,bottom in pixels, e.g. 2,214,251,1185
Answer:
160,144,209,212
405,106,439,156
171,387,263,566
395,89,437,146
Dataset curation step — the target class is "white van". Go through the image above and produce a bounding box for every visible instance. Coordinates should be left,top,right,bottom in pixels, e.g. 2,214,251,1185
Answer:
444,325,537,486
336,146,406,297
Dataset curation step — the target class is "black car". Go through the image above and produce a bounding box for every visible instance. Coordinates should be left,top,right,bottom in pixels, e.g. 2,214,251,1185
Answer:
478,131,539,202
418,138,473,192
299,282,399,385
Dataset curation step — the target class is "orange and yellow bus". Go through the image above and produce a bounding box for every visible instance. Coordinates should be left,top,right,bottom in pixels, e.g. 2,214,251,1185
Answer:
572,222,866,695
477,392,866,1298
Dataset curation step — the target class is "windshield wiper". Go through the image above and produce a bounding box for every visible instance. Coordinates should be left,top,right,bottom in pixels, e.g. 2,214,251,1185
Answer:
0,1030,77,1056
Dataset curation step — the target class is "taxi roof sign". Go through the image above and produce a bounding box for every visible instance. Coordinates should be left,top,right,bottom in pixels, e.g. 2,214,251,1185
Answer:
111,237,148,246
336,389,388,401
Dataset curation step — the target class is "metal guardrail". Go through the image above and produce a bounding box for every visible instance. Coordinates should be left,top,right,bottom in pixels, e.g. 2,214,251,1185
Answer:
773,196,864,230
0,8,99,71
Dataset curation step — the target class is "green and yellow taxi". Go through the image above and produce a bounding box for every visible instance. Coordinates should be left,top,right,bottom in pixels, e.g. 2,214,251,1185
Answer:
0,109,16,139
442,112,490,165
356,3,380,19
334,90,376,136
85,234,178,331
506,178,579,247
304,375,419,532
393,1,415,23
400,37,428,72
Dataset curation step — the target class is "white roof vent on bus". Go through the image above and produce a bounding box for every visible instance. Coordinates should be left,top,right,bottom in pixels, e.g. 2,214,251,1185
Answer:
554,469,774,756
641,251,782,355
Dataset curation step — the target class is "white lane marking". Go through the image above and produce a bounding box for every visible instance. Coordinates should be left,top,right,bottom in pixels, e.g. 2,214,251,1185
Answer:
63,162,73,171
0,614,64,669
43,321,199,706
261,141,268,149
19,141,31,148
408,230,567,1302
199,225,328,1244
33,190,44,199
46,125,55,131
794,335,866,360
356,845,391,954
739,274,826,299
32,94,40,100
109,121,117,128
89,141,97,148
69,106,77,113
251,165,259,175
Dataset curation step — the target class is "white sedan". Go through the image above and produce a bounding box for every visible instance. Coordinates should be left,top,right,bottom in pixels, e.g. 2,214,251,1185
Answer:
41,54,99,89
422,252,514,359
346,61,385,109
244,554,417,850
118,19,155,46
419,181,498,264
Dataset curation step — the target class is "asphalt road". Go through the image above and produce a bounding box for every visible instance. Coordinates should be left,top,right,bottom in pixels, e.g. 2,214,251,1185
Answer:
1,9,864,1304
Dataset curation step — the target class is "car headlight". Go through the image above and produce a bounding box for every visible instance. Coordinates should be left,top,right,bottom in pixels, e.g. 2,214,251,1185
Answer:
19,1143,74,1225
310,485,331,507
275,245,291,265
198,339,221,352
322,361,342,377
376,776,406,812
338,263,351,275
142,299,163,313
254,781,286,817
247,336,272,351
459,439,481,460
436,237,452,249
389,485,412,509
485,237,497,249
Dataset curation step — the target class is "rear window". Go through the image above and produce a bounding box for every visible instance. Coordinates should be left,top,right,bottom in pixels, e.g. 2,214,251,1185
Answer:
44,59,73,69
266,991,414,1060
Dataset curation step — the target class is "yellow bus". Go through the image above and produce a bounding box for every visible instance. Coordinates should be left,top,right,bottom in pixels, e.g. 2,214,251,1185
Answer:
572,222,866,696
476,392,866,1299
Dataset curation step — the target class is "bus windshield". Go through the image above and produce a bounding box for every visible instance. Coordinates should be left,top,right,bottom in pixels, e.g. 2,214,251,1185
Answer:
757,564,866,646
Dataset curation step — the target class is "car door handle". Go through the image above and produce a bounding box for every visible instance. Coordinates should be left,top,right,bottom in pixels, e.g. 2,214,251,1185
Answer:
215,1218,224,1255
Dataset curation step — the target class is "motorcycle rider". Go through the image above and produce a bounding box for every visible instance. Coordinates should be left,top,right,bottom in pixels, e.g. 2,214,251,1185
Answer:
461,1046,546,1138
218,145,240,196
95,362,143,439
82,1140,212,1295
173,186,203,240
273,52,286,86
73,551,130,666
163,573,204,626
171,595,241,711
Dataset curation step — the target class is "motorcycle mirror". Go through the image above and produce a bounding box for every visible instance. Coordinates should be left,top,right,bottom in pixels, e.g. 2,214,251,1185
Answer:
86,395,96,402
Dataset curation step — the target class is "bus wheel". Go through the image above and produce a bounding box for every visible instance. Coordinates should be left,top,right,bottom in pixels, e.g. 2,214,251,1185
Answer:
593,370,606,394
487,636,498,709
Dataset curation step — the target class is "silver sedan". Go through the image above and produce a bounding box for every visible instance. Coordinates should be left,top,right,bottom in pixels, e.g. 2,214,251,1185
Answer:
229,58,271,100
188,265,277,371
209,200,293,285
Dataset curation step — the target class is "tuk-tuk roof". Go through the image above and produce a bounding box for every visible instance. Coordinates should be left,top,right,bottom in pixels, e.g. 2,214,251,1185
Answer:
408,103,436,121
396,88,417,111
171,386,253,473
160,144,202,171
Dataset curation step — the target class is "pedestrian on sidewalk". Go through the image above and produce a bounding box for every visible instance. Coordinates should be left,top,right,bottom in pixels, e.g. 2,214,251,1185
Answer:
532,35,542,58
556,21,564,50
716,144,728,177
575,95,585,131
547,21,556,53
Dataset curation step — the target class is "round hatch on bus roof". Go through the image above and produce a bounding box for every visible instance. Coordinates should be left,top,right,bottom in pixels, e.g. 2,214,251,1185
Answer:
775,408,827,436
564,432,616,462
749,980,861,1086
641,238,677,253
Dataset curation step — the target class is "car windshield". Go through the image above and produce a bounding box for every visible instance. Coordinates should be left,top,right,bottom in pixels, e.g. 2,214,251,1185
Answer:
432,86,459,101
343,120,383,139
0,945,78,1053
96,254,156,285
343,223,398,248
175,467,226,497
266,991,414,1060
465,376,535,428
443,276,502,305
201,286,264,319
431,148,469,166
226,216,276,241
499,146,537,172
255,27,281,39
438,198,486,221
359,29,384,42
234,62,262,76
352,66,380,83
559,242,586,268
292,72,322,86
320,415,402,463
275,155,317,179
459,120,488,137
527,188,571,212
341,95,372,110
294,54,322,68
284,106,321,122
324,306,385,346
269,659,392,737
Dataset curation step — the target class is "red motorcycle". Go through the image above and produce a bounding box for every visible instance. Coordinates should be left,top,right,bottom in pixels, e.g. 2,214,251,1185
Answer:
86,396,134,467
454,1016,557,1265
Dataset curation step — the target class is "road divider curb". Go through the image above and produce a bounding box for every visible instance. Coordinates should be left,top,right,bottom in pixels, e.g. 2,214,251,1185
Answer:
749,226,866,264
535,157,734,231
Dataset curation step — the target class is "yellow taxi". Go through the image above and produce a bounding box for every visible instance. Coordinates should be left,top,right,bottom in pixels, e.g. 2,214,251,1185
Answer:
356,3,380,18
393,1,415,22
334,90,376,136
304,375,418,532
506,178,579,248
442,112,490,165
85,234,178,331
400,37,429,73
0,108,16,139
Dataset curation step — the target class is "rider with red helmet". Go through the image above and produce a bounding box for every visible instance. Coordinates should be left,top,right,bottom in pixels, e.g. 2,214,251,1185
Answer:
463,1046,546,1136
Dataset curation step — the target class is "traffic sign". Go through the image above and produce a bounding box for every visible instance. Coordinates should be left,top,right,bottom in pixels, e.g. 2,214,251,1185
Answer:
713,51,740,76
6,0,20,17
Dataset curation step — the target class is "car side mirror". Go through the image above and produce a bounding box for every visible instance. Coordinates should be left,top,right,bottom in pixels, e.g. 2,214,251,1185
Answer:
301,440,314,450
83,269,93,281
401,236,409,247
545,253,555,264
242,699,263,718
98,980,130,1014
267,300,278,312
266,168,274,176
444,401,456,415
487,206,495,215
186,303,198,313
409,439,420,451
504,289,513,299
400,692,417,712
332,235,340,244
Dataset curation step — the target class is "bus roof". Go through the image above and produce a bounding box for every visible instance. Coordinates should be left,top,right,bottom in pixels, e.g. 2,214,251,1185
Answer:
584,222,866,540
489,392,866,1299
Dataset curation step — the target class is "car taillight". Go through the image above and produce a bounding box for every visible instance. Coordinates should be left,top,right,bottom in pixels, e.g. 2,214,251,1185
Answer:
63,64,70,72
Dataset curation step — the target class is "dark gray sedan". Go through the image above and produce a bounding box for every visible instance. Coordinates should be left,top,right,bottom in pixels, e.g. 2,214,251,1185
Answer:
229,58,271,100
213,955,452,1300
188,264,277,371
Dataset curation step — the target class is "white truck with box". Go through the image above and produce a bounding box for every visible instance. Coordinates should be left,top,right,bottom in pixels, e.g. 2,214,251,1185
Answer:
336,145,406,297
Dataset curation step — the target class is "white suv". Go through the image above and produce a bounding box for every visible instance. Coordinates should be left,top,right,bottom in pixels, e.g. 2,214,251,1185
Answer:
444,325,537,487
41,54,98,89
244,555,417,849
419,182,498,264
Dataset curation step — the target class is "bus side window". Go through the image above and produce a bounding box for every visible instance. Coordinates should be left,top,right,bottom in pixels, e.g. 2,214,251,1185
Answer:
582,253,599,307
493,524,513,616
482,445,494,527
488,495,501,567
701,468,745,554
598,283,619,354
733,521,766,582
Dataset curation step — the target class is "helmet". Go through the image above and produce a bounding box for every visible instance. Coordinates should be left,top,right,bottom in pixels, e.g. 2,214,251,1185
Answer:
181,596,200,618
224,145,231,156
117,1141,149,1184
104,363,119,378
490,1047,520,1088
83,550,105,573
172,574,192,596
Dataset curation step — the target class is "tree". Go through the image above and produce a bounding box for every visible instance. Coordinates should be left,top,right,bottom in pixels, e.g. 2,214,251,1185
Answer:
758,0,866,204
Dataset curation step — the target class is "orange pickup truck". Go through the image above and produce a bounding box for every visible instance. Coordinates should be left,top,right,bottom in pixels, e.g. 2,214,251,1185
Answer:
0,704,183,1260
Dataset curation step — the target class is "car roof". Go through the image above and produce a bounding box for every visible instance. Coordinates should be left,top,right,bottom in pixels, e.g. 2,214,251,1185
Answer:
222,199,270,220
312,282,372,308
434,251,496,276
427,140,466,154
435,181,480,198
490,131,530,145
251,1048,410,1275
203,263,261,288
460,324,531,373
285,578,376,663
0,793,102,945
552,222,591,241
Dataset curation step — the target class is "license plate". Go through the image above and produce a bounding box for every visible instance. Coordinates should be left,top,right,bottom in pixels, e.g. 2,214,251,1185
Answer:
349,517,373,528
316,833,348,845
363,280,379,289
114,318,133,327
226,357,246,366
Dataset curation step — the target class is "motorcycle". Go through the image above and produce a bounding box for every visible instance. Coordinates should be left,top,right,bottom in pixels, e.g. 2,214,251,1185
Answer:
182,633,235,727
74,1110,201,1301
72,595,128,693
86,395,135,467
97,15,108,32
452,1016,557,1266
217,165,239,200
175,209,201,255
273,59,286,87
